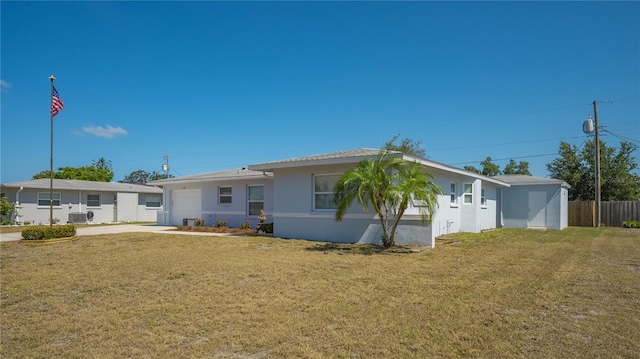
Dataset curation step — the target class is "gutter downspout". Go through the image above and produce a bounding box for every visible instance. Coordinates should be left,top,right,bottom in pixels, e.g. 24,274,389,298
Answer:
15,186,24,223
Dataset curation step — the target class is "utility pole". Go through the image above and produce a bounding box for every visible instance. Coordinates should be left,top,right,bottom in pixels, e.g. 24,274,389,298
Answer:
162,155,169,179
593,100,601,227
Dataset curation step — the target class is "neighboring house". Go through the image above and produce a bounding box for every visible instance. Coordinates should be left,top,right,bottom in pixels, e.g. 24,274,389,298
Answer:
494,174,570,230
247,148,510,247
0,179,163,225
151,168,273,228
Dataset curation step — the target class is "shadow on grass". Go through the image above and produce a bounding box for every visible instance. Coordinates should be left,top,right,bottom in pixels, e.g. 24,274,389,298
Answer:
304,243,383,255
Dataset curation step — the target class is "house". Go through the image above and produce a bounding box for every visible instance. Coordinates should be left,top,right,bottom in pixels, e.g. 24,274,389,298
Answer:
152,168,273,228
248,148,510,247
494,174,570,230
0,179,163,225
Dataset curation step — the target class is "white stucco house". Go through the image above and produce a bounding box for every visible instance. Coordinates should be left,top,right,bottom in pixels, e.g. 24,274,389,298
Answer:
0,179,163,225
152,168,273,228
248,148,510,247
493,174,570,230
151,148,512,247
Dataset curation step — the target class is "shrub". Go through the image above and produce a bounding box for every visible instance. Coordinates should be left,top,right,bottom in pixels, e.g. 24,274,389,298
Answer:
1,217,13,226
240,220,252,230
193,217,206,227
622,220,640,228
22,225,76,240
257,222,273,234
216,219,229,228
0,198,13,216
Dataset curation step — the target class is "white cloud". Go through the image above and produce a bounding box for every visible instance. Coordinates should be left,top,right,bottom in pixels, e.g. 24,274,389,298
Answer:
82,125,128,139
1,79,12,93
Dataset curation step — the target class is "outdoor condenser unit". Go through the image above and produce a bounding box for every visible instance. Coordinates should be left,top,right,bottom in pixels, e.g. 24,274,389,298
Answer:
68,212,87,223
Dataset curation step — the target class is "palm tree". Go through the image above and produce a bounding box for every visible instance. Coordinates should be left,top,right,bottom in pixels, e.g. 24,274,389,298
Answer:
334,150,442,248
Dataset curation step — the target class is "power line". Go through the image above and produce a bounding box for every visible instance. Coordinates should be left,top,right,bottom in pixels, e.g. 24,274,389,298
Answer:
601,128,640,144
428,136,584,152
451,153,558,166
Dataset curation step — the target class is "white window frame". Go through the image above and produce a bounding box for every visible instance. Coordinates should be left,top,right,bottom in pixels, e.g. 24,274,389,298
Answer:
87,194,101,207
145,195,162,208
450,183,457,207
313,174,340,211
218,186,232,204
463,183,473,205
247,185,264,216
481,188,487,208
38,192,61,207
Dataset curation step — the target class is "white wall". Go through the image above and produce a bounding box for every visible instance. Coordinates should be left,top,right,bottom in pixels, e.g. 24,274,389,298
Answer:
271,164,500,247
158,178,273,228
500,185,565,229
5,188,160,225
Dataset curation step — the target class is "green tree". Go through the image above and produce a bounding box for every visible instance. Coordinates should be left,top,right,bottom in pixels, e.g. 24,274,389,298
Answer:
480,157,501,176
503,159,532,175
333,150,442,248
547,140,640,200
465,157,531,176
384,134,426,158
464,165,480,174
32,157,114,182
0,198,13,216
120,170,173,184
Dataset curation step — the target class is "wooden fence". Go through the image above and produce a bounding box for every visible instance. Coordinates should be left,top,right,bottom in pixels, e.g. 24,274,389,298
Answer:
568,201,640,227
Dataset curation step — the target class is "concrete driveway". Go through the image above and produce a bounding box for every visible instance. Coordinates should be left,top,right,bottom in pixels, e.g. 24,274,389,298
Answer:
0,224,179,243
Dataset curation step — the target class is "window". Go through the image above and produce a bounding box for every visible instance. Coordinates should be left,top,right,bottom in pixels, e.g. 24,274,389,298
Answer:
248,185,264,216
463,183,473,204
450,183,457,205
146,195,162,208
219,186,232,204
38,192,61,206
314,174,340,210
87,194,100,207
481,189,486,207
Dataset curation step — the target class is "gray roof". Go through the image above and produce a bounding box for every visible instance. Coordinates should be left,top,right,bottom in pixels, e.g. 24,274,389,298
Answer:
148,168,272,185
249,148,509,187
248,148,398,170
0,178,163,193
493,175,570,188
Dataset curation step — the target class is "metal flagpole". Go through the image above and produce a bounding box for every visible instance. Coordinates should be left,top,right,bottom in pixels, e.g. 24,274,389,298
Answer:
49,75,55,227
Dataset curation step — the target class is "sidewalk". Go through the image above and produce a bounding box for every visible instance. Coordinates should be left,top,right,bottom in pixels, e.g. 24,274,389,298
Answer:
0,224,179,243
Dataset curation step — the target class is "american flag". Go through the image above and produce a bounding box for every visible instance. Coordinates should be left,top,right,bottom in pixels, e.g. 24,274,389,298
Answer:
51,86,64,117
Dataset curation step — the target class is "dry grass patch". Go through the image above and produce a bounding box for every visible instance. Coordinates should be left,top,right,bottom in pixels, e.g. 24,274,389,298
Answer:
1,228,638,358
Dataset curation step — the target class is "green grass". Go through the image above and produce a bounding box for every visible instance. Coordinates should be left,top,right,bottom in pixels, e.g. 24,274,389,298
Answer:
1,227,638,358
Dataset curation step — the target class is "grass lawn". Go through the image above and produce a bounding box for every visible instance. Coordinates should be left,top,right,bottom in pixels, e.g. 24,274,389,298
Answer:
1,227,638,358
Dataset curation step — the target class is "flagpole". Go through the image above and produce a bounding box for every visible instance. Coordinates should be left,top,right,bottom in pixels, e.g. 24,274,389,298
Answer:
49,75,55,227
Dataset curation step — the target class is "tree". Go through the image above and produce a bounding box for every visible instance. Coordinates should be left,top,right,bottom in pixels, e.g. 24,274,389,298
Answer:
464,157,531,176
464,165,480,174
333,150,442,248
120,170,172,184
32,158,114,182
384,134,426,158
547,139,640,200
479,157,501,176
503,159,531,175
464,157,502,176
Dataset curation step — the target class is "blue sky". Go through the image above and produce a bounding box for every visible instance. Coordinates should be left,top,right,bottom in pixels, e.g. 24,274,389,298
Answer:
1,1,638,183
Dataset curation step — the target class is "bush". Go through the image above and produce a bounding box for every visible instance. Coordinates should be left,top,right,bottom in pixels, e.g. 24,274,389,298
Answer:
622,220,640,228
216,219,228,228
256,222,273,234
22,225,77,240
193,217,206,227
1,217,13,226
240,220,252,230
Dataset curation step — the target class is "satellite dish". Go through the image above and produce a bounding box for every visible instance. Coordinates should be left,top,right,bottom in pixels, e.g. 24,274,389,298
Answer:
583,117,594,134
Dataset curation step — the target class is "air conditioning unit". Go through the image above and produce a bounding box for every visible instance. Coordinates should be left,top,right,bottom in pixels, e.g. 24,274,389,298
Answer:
68,212,87,223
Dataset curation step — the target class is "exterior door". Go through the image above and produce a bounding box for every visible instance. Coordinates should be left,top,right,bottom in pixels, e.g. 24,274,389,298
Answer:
170,189,201,226
528,191,547,227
